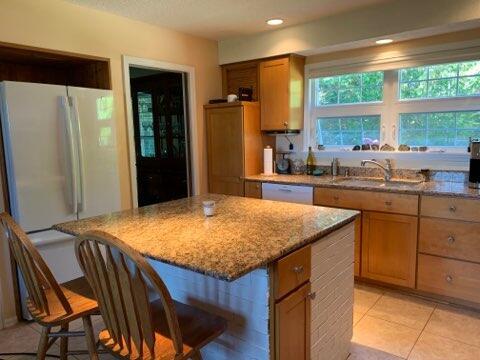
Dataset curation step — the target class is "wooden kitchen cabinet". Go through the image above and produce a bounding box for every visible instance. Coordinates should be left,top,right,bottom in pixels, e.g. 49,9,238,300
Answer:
362,211,418,288
221,60,259,100
276,282,311,360
259,55,305,131
205,102,263,196
244,180,262,198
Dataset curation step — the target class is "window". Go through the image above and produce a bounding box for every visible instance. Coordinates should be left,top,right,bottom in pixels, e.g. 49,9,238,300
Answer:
399,61,480,100
308,59,480,150
315,71,383,106
317,116,381,146
399,111,480,147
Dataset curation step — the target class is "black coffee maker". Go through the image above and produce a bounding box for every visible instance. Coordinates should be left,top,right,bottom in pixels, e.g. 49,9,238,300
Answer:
469,139,480,189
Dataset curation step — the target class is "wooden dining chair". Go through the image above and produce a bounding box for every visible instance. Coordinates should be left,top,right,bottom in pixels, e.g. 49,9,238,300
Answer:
75,230,228,360
0,212,100,360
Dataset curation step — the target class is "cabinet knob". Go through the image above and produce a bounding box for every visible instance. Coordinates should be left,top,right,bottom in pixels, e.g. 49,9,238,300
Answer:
385,201,393,206
307,292,316,300
447,235,455,244
445,275,453,283
292,265,304,274
449,205,457,212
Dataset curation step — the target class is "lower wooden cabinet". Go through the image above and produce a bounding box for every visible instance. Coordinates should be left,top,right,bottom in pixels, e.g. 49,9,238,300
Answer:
354,216,361,277
361,211,418,288
276,282,311,360
417,253,480,304
244,180,262,199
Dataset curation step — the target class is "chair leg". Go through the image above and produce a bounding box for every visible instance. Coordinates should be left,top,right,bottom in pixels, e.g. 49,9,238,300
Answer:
37,326,51,360
82,316,99,360
59,323,69,360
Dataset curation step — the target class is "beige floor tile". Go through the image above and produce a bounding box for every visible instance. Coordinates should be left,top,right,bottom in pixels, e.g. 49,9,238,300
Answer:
349,341,404,359
0,321,43,354
353,315,421,358
367,292,436,330
409,332,480,360
354,310,366,326
424,305,480,347
354,284,384,315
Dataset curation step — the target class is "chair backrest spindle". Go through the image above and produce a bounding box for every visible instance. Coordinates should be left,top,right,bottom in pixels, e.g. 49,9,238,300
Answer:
76,230,184,358
0,213,72,317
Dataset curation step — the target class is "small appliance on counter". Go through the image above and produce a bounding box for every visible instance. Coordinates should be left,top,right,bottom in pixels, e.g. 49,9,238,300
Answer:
238,87,253,101
469,139,480,189
276,151,292,174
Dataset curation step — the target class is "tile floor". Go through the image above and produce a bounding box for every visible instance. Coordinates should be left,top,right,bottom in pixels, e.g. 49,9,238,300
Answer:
1,283,480,359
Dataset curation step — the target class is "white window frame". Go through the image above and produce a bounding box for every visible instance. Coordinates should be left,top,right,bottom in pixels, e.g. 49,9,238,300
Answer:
305,68,480,153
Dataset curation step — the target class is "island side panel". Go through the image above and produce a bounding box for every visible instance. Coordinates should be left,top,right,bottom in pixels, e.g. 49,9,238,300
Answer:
311,222,355,360
148,261,270,359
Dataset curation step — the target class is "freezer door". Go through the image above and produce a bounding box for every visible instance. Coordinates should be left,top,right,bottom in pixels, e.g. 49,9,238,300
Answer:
67,87,121,218
0,81,77,231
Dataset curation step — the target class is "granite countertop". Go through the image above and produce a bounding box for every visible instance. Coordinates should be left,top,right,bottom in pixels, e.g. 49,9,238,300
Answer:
54,194,358,281
245,174,480,199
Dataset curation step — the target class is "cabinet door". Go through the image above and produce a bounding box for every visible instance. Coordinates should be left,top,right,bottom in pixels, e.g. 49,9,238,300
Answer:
362,211,418,288
206,106,244,196
276,282,311,360
244,181,262,198
260,58,289,131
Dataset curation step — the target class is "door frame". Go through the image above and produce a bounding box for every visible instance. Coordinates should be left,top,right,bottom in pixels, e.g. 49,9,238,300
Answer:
122,55,198,207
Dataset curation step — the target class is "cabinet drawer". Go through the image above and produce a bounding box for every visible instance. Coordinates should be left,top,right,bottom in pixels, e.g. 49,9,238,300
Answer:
274,245,311,300
244,180,262,198
418,254,480,304
419,218,480,263
314,188,418,215
421,196,480,222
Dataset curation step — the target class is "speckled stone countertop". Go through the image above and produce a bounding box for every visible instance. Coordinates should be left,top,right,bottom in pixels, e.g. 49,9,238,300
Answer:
245,174,480,199
53,194,358,281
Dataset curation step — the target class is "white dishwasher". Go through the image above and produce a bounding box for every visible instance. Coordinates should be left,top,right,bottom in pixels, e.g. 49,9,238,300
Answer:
262,183,313,204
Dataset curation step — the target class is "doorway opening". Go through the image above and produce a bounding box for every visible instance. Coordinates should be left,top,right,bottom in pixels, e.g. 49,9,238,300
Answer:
129,66,191,207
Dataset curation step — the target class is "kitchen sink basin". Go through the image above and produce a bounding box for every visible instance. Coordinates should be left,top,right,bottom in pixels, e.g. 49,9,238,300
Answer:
331,177,424,186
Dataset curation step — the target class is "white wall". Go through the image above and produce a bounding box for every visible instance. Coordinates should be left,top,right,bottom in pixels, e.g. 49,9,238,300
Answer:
218,0,480,64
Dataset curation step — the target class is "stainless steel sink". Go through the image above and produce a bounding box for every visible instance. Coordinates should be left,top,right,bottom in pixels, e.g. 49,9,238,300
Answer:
331,177,423,186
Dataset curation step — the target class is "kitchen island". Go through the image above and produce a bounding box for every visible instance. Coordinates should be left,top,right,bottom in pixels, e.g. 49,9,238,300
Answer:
55,194,358,359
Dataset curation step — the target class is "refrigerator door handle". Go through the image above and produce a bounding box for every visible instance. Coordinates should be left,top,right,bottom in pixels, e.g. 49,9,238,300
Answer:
61,96,78,215
69,96,86,212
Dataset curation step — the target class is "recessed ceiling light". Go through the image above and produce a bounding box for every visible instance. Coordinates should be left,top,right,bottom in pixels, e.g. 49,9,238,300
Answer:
376,39,393,45
267,18,284,26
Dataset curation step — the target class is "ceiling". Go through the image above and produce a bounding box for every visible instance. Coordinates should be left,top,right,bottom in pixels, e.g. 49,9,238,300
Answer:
65,0,391,40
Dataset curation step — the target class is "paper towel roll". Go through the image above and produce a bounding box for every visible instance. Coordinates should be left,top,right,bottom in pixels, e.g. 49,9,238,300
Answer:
263,146,273,175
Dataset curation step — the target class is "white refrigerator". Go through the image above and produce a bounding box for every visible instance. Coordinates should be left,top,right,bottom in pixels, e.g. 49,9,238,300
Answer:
0,81,121,317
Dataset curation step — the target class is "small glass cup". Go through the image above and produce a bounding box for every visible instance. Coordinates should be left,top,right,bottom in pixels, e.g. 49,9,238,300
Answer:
202,200,216,217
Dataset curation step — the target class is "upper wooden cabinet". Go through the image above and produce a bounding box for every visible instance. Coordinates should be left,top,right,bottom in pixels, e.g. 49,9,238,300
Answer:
221,60,259,101
205,102,263,196
221,54,305,132
259,55,305,131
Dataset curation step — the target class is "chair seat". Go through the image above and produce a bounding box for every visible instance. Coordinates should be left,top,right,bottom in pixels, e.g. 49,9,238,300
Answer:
99,299,228,360
28,276,99,326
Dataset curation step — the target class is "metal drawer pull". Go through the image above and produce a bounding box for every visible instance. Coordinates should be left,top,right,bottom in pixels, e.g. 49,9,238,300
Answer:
447,236,455,244
449,205,457,212
445,275,453,283
385,201,393,206
292,265,304,274
307,292,316,300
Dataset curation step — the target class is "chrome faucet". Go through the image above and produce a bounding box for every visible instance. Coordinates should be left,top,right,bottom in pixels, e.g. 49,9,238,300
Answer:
361,159,393,181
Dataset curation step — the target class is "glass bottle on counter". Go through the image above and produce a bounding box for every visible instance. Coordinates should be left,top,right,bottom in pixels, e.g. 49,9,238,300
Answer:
306,146,315,175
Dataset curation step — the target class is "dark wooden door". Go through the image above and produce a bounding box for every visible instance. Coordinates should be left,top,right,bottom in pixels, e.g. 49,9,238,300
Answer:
131,72,190,206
